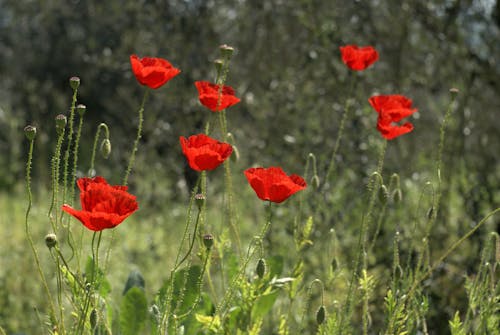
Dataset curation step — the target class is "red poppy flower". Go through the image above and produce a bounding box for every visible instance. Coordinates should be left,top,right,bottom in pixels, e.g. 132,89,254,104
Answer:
369,94,418,140
244,167,307,203
340,45,379,71
194,81,240,112
62,176,138,231
130,55,180,89
180,134,233,171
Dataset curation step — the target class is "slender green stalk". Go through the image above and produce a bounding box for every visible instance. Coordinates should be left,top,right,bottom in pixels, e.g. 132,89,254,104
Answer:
341,140,387,330
123,89,149,186
323,75,356,189
62,87,79,204
50,249,65,335
48,128,65,231
69,112,85,203
24,135,58,328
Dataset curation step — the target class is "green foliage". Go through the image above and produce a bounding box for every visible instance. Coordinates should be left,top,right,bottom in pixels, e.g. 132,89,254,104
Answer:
119,287,148,335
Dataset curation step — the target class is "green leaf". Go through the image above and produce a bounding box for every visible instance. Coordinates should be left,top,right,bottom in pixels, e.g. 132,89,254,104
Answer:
266,255,284,278
85,256,111,298
119,287,148,335
251,289,280,320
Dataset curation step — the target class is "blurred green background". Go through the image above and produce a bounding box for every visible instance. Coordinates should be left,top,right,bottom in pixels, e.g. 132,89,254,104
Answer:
1,0,499,333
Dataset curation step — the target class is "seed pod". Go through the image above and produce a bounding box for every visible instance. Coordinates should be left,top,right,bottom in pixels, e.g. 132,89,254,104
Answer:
24,125,37,141
220,44,234,58
69,76,80,90
203,234,214,250
213,59,224,74
76,104,86,116
45,233,57,248
256,258,266,279
195,193,206,211
316,305,326,325
55,114,67,135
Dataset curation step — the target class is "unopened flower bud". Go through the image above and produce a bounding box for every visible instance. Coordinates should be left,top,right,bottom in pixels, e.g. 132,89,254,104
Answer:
256,258,266,279
449,88,459,95
331,258,338,272
24,125,37,141
76,104,86,116
316,305,326,325
89,309,98,329
311,175,320,190
392,189,402,203
378,184,389,204
55,114,67,135
70,76,80,90
214,59,224,74
45,233,57,248
100,138,111,159
203,234,214,250
220,44,234,58
231,145,240,162
195,193,205,210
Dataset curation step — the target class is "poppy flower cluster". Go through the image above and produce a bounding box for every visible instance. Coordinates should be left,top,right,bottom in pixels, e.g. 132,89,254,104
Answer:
195,81,241,112
62,177,138,231
180,134,233,171
340,45,379,71
369,94,418,140
130,55,181,89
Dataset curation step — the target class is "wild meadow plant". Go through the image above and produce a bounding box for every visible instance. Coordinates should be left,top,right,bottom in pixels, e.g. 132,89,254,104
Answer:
18,43,500,335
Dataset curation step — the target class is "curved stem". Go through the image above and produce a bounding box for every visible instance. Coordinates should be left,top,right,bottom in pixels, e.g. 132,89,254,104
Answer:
69,113,85,203
89,123,110,175
123,90,149,186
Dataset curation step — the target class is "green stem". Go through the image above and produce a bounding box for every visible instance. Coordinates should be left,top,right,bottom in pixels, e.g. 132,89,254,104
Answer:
69,113,85,203
323,75,356,189
123,90,149,186
25,137,58,328
62,86,79,204
48,128,65,231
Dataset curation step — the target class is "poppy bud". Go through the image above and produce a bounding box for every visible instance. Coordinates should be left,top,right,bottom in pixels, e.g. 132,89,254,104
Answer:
256,258,266,279
76,104,86,116
220,44,234,58
311,175,320,190
214,59,224,74
55,114,67,135
378,184,389,204
195,193,206,211
203,234,214,250
392,189,402,203
24,125,37,141
316,305,326,325
151,304,160,317
69,76,80,90
89,309,98,330
45,233,57,248
100,139,111,159
231,145,240,162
